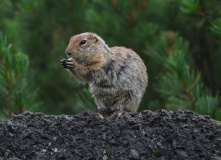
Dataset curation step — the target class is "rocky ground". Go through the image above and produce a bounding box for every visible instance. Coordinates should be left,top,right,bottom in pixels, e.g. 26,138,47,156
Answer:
0,108,221,160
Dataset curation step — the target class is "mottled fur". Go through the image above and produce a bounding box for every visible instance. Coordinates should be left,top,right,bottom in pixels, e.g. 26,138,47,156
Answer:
61,32,148,112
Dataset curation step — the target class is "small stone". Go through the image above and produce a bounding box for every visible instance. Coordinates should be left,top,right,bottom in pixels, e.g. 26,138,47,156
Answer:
130,149,139,159
103,155,108,160
97,113,104,119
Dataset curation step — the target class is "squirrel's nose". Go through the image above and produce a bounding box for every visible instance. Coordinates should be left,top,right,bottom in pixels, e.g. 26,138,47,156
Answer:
65,50,71,56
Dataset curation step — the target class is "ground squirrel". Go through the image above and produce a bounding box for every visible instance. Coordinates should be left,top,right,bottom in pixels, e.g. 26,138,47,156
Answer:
61,32,148,112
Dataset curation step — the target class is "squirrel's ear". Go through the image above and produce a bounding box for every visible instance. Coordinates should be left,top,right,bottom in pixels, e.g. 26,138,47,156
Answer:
93,37,99,43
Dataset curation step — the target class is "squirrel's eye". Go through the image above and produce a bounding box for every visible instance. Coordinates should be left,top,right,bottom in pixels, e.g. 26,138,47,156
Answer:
79,40,87,46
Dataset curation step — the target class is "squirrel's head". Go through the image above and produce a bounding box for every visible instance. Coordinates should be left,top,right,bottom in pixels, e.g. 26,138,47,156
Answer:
65,32,107,66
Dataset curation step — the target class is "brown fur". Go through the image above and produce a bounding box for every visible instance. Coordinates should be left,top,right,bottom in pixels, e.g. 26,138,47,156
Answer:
61,32,148,112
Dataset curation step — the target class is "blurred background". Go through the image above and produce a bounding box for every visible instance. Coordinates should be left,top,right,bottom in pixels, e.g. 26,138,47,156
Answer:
0,0,221,120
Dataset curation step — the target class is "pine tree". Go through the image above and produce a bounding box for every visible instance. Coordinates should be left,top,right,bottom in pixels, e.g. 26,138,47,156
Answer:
146,32,221,120
0,32,39,119
211,18,221,36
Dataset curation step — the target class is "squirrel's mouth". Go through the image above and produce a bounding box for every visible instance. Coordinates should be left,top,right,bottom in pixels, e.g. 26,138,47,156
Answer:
68,55,92,66
67,56,84,65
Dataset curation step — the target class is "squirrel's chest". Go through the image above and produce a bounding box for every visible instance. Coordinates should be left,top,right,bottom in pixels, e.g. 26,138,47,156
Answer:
89,83,116,96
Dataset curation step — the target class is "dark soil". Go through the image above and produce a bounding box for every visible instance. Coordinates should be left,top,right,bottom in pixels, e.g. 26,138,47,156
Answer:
0,108,221,160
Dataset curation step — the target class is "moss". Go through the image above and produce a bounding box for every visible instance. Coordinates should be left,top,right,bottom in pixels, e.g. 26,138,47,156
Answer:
154,149,163,158
105,144,110,150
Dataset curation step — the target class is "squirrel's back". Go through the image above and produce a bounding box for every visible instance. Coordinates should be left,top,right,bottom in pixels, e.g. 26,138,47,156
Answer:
90,46,147,112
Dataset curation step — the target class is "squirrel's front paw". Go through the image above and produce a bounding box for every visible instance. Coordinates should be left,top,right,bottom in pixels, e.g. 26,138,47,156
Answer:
60,59,74,69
